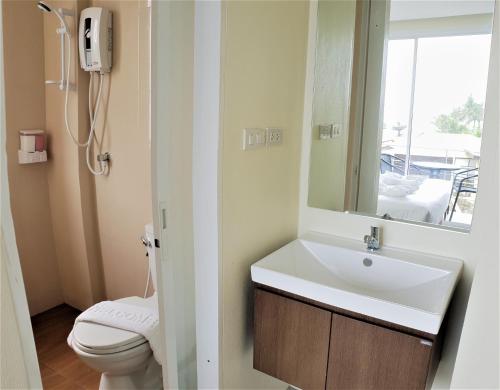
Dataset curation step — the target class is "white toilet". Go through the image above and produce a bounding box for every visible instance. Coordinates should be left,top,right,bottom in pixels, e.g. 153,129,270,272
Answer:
69,224,163,390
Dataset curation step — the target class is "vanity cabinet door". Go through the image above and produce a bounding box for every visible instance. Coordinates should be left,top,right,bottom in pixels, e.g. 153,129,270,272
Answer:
327,313,433,390
253,289,332,390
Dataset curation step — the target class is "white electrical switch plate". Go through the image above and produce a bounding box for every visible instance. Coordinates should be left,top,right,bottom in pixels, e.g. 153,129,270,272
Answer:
319,124,333,140
243,128,266,150
319,123,341,140
266,128,283,145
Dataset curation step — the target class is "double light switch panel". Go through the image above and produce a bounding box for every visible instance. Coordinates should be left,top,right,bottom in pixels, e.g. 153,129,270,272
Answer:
319,123,341,140
243,128,283,150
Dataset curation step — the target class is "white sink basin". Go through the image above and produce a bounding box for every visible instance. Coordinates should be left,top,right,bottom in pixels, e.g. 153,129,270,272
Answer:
251,232,462,334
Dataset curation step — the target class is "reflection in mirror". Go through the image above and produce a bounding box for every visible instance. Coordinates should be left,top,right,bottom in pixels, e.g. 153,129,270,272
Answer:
308,0,495,231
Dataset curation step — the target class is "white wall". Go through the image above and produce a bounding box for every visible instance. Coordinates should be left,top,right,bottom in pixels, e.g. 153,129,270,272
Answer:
450,3,499,387
298,0,499,387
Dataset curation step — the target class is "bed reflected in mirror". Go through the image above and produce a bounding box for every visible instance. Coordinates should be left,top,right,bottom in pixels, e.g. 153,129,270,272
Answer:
307,0,495,231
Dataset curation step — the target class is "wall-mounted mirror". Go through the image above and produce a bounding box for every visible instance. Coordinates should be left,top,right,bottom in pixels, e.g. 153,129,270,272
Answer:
308,0,495,231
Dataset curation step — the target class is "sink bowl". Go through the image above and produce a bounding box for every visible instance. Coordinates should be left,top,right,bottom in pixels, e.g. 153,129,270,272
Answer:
251,232,463,334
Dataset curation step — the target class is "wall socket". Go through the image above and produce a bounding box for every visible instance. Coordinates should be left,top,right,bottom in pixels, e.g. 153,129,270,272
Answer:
266,128,283,145
242,127,284,150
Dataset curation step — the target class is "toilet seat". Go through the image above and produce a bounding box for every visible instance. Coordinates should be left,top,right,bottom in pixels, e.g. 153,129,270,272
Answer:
72,296,155,355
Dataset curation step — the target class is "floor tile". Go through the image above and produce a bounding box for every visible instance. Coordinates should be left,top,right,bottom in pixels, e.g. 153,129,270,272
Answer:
32,304,100,390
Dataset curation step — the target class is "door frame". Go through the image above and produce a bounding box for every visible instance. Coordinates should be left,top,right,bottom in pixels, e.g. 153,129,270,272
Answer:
1,1,204,388
192,1,222,388
151,0,224,388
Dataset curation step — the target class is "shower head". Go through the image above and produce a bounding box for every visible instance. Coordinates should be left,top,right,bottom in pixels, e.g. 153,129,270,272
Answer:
37,1,51,13
37,1,71,36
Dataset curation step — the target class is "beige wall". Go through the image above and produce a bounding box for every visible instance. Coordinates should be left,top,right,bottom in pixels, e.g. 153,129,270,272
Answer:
2,0,63,315
43,0,151,305
90,0,152,300
220,1,309,388
308,0,356,211
44,0,105,310
3,0,151,314
0,1,151,386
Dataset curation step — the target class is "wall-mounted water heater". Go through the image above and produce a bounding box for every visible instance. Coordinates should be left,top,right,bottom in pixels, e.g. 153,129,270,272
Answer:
38,1,113,176
78,7,112,73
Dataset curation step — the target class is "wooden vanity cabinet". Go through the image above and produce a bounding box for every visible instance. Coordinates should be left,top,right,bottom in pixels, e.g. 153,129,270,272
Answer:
253,288,332,390
327,313,433,390
253,287,441,390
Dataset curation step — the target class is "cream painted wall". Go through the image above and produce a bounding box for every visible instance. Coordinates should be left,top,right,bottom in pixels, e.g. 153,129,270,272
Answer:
42,0,151,307
220,1,309,388
2,0,63,315
0,1,150,389
90,0,152,301
2,0,151,314
308,0,356,211
43,0,105,310
3,0,152,314
1,3,42,379
299,1,499,387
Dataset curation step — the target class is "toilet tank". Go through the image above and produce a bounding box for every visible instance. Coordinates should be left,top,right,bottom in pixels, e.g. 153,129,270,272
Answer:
145,224,157,292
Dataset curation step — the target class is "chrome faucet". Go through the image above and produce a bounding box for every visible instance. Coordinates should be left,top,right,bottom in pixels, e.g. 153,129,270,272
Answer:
364,226,381,250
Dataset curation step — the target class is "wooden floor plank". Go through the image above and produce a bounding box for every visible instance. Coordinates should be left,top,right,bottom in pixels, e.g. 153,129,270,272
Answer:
32,304,101,390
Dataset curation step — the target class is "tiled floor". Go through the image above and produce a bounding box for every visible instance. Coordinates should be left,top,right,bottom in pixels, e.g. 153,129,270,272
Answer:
31,304,101,390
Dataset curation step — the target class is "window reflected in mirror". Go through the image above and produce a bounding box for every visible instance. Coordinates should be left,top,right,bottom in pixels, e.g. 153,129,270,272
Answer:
307,0,495,231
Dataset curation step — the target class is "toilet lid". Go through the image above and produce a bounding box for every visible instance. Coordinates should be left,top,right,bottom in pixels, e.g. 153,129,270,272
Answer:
73,321,146,353
72,296,156,354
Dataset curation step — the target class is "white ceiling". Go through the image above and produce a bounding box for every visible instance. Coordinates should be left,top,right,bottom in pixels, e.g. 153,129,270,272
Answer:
390,0,495,21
